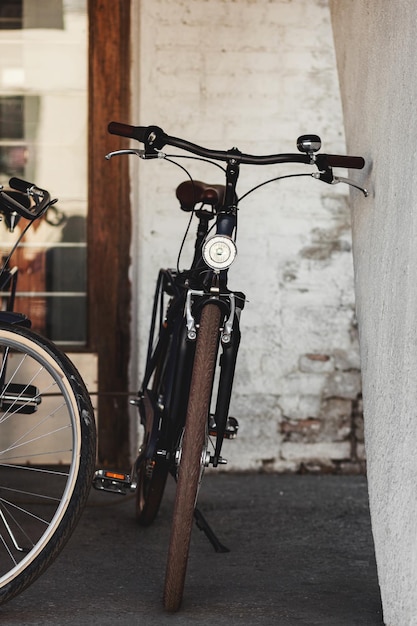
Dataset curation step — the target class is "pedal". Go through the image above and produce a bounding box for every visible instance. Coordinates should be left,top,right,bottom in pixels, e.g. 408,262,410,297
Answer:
209,415,239,439
0,383,41,414
92,469,136,495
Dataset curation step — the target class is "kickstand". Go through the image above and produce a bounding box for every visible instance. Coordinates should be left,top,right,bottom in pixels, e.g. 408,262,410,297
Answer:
194,507,230,553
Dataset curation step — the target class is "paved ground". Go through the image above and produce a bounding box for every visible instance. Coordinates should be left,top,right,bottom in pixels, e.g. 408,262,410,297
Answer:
0,473,383,625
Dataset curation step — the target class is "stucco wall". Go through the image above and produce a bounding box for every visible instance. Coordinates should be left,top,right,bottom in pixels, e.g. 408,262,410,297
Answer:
330,1,417,624
130,0,362,472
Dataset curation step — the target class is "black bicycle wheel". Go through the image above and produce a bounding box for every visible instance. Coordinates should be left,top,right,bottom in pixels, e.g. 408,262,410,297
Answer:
135,348,169,526
135,272,174,526
0,324,96,605
163,303,221,612
135,391,169,526
135,454,169,527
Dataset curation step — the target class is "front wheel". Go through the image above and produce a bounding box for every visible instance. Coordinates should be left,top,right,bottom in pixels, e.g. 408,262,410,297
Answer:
0,324,96,605
163,303,221,612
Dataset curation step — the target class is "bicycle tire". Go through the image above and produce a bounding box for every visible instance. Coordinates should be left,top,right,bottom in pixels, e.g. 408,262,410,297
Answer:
135,343,169,526
0,323,96,605
135,391,168,526
136,301,191,526
163,303,221,612
135,457,168,526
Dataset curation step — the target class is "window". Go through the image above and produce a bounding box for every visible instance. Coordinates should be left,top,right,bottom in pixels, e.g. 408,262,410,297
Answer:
0,1,23,30
0,0,87,346
0,0,64,31
0,95,38,182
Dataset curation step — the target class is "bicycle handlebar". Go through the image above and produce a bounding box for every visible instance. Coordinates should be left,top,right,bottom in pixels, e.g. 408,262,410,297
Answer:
9,177,39,194
0,177,56,221
108,121,365,170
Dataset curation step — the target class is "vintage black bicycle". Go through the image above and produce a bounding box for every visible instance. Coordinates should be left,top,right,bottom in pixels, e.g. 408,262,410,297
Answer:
0,178,96,605
94,123,367,612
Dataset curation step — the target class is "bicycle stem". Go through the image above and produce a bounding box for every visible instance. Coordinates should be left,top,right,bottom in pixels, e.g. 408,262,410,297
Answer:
216,158,240,237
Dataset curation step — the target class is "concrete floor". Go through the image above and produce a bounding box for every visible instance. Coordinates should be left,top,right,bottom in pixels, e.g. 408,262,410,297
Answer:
0,473,383,625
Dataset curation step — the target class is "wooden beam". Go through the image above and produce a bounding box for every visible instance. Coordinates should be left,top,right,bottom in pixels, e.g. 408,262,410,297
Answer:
88,0,131,466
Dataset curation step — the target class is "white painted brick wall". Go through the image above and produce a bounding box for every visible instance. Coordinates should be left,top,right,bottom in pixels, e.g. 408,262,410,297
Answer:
129,0,362,471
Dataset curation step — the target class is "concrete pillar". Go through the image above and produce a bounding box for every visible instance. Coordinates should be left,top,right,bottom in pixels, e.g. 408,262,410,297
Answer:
330,2,417,624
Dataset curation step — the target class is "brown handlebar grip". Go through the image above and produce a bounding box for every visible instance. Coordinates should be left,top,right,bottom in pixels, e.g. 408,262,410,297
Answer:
108,122,147,141
326,155,365,169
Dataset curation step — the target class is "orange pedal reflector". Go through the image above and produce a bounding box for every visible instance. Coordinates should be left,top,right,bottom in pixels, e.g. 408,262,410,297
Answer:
104,471,126,481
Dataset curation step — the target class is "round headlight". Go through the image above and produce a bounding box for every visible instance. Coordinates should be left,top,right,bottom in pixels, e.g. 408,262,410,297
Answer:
202,235,237,270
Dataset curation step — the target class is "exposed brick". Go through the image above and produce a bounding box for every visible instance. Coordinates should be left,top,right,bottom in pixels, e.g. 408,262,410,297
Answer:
299,353,334,373
281,441,351,462
281,417,322,442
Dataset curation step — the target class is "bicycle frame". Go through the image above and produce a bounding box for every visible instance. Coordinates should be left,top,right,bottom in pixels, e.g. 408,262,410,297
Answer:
138,166,244,470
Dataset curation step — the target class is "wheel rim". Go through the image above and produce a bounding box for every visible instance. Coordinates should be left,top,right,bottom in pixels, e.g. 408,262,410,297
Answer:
0,330,81,587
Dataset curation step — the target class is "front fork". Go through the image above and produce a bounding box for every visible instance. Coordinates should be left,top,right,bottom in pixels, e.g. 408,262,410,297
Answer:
212,310,240,466
185,288,243,467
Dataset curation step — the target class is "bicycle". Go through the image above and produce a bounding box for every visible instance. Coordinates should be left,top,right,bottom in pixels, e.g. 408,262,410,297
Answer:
0,178,96,605
94,123,367,612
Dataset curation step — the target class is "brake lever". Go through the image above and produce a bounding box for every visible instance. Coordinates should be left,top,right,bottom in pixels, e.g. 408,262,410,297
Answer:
105,149,163,160
312,172,368,197
331,175,368,197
